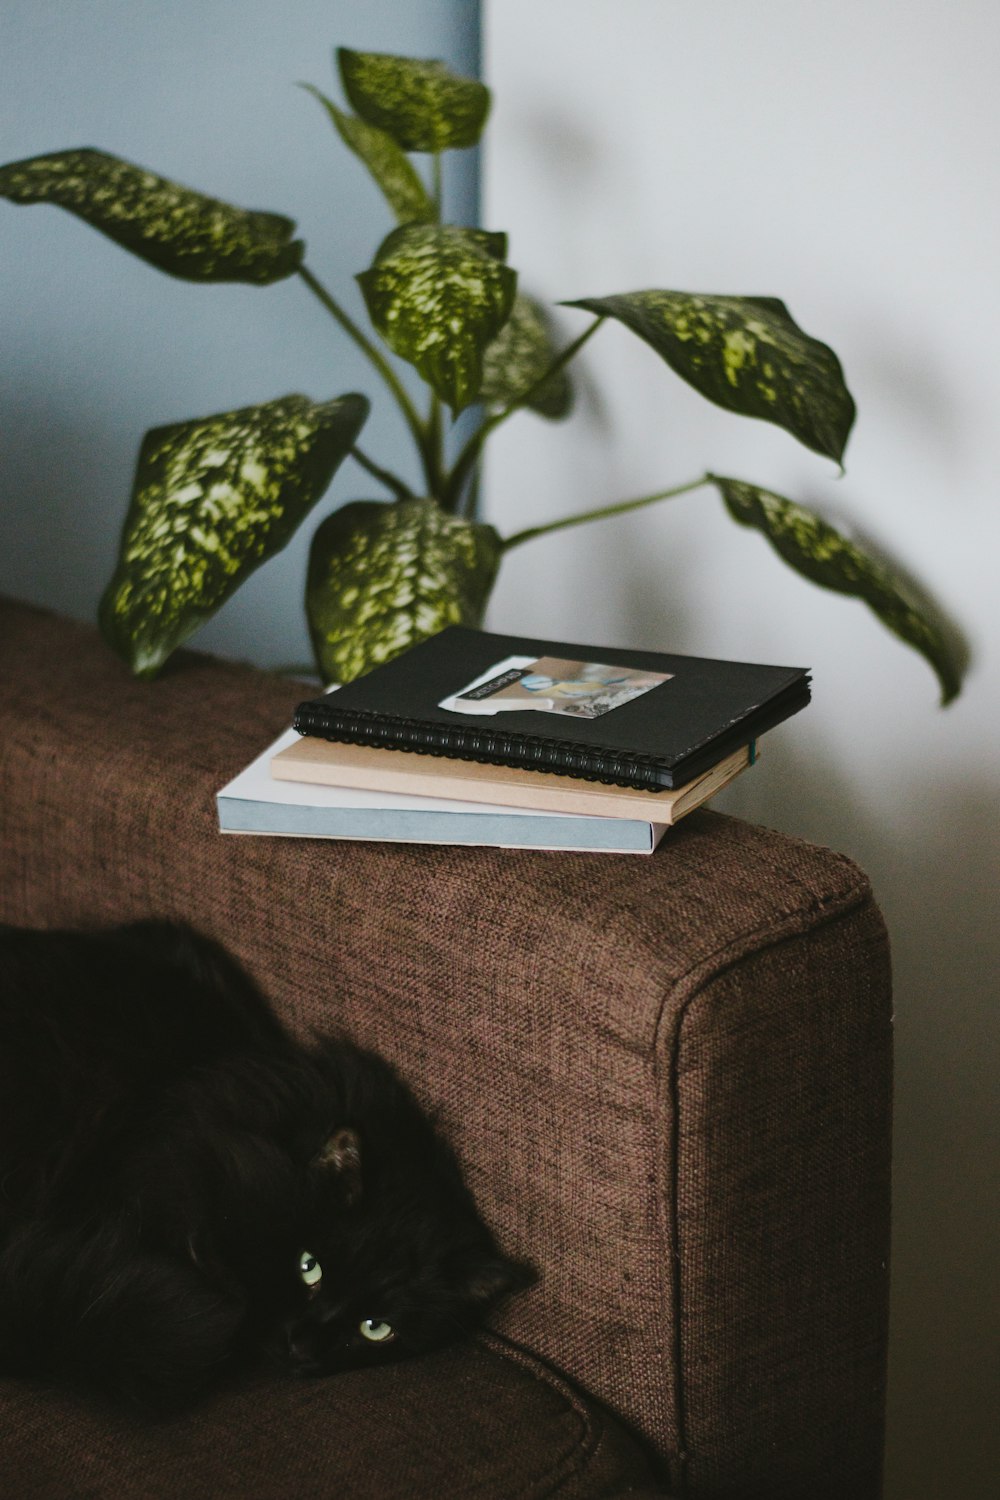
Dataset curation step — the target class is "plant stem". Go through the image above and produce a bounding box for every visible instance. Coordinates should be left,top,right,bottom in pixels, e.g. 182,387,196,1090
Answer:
502,474,713,551
460,463,482,520
443,316,605,509
432,151,443,219
425,393,445,501
296,263,429,462
350,446,415,500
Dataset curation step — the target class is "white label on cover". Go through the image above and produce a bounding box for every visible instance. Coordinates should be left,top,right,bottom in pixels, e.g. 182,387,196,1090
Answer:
439,655,672,720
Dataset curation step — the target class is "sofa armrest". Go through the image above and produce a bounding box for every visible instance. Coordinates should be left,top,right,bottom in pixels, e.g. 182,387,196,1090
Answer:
0,598,891,1498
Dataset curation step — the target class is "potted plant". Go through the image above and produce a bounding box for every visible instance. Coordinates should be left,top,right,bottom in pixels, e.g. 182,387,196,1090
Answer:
0,45,962,700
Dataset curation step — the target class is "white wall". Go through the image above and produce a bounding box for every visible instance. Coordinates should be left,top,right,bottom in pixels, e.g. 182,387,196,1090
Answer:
483,3,998,1495
0,0,480,669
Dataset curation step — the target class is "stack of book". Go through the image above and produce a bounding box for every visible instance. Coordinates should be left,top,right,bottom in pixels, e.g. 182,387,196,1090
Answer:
216,627,811,855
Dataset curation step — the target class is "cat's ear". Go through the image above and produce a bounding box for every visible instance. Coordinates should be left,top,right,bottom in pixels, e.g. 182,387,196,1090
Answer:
311,1126,363,1205
462,1253,537,1306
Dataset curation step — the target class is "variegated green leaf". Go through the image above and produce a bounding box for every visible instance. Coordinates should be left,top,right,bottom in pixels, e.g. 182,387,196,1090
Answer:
100,393,369,678
306,497,501,683
0,149,303,284
565,291,855,464
480,294,573,419
337,47,490,153
712,475,961,703
358,224,516,413
301,86,434,225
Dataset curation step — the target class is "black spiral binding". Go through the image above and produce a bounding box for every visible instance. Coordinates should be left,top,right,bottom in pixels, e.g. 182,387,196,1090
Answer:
292,703,672,792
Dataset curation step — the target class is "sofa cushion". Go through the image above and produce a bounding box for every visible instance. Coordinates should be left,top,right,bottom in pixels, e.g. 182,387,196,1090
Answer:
0,1335,663,1499
0,598,892,1497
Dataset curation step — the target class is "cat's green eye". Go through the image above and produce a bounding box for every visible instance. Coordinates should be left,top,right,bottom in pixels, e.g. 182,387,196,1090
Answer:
298,1250,323,1288
359,1318,395,1343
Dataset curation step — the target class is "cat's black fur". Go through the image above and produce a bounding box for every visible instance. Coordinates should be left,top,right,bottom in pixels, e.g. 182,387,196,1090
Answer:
0,920,531,1409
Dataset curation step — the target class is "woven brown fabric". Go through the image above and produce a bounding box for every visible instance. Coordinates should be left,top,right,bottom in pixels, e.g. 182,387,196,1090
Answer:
673,921,892,1498
0,1336,661,1499
0,598,893,1496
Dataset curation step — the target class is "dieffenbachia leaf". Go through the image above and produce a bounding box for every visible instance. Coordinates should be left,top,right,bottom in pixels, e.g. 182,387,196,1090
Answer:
306,498,501,683
337,47,490,153
0,149,303,284
358,224,516,413
564,291,855,465
100,393,369,678
712,475,962,703
480,294,573,419
301,86,434,225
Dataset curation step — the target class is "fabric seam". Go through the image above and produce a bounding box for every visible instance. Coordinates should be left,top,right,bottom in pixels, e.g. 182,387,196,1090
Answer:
654,878,877,1496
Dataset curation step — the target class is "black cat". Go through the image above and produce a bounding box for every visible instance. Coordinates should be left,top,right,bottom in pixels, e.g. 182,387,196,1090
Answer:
0,920,531,1409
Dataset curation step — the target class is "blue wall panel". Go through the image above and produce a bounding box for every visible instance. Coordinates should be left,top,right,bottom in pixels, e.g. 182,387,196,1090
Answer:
0,1,481,668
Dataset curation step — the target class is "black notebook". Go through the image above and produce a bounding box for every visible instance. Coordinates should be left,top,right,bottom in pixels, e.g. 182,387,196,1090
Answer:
293,627,811,792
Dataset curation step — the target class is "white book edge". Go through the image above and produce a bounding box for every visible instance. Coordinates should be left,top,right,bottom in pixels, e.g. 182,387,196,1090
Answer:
216,728,668,855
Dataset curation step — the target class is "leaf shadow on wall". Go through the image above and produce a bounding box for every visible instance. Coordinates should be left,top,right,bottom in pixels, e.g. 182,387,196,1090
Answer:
847,310,968,475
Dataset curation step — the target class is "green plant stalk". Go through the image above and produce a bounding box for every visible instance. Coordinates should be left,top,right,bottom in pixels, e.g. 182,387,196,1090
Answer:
442,316,606,509
501,474,712,551
350,445,414,500
297,263,434,483
431,151,443,218
460,462,482,520
426,392,446,502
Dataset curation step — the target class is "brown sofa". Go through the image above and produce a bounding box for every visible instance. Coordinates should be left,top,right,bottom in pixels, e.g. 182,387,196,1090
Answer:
0,596,892,1499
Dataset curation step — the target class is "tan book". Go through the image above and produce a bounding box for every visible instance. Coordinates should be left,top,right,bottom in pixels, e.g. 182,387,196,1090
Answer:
270,736,755,824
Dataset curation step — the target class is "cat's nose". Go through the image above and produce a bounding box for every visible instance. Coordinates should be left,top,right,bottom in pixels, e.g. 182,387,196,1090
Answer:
284,1324,321,1376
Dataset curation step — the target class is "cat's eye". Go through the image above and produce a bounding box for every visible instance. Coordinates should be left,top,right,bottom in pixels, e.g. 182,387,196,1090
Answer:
298,1250,323,1288
359,1318,395,1343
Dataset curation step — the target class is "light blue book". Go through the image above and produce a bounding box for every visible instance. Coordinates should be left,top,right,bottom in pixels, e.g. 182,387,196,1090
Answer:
217,729,668,854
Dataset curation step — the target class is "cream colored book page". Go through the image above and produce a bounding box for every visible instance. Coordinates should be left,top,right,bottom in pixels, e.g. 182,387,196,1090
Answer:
271,737,752,823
